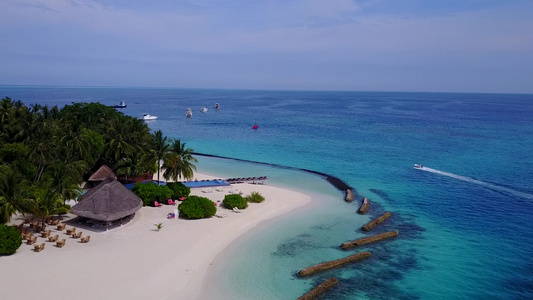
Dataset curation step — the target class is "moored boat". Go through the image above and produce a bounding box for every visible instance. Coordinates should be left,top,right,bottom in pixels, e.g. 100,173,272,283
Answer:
214,103,221,110
113,101,127,108
414,164,423,169
200,106,208,113
141,114,158,121
186,108,193,118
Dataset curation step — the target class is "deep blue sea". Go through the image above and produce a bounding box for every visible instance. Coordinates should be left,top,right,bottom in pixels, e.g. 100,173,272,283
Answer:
2,86,533,299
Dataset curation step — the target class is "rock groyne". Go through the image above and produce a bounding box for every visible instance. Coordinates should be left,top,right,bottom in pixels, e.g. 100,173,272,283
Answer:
361,211,391,231
341,231,398,250
298,251,371,277
296,277,339,300
357,197,370,214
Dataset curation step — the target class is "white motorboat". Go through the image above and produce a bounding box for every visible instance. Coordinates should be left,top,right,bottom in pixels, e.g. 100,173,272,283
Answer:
214,103,221,110
141,114,158,121
414,164,423,169
186,108,193,118
200,106,208,113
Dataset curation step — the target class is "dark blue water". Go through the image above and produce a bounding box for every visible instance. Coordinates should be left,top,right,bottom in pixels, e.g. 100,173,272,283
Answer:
2,86,532,299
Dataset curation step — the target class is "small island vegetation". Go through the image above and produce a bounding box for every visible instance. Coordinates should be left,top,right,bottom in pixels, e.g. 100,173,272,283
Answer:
245,191,265,203
0,97,197,226
178,195,216,219
223,194,248,209
0,224,23,255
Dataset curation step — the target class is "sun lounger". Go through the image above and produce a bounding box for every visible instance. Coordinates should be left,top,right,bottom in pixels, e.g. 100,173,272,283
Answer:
48,235,59,242
232,207,242,213
34,243,45,252
66,227,76,235
80,236,91,243
57,223,66,231
56,239,66,248
72,232,82,239
215,213,228,218
168,199,176,205
154,201,162,207
27,236,37,245
40,230,51,238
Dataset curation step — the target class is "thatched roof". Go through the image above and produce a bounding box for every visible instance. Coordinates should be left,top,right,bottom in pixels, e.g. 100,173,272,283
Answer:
88,165,117,181
71,178,142,222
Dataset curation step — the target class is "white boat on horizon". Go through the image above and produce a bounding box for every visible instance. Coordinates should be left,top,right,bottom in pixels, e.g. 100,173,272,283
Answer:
141,114,158,121
186,108,193,118
200,106,208,113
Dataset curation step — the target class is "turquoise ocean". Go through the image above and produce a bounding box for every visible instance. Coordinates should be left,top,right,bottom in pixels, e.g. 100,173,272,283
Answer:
2,86,532,299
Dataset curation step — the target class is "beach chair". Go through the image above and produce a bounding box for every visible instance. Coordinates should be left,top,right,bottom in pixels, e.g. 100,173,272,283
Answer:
27,236,37,245
48,235,59,242
167,199,176,205
57,223,66,231
72,231,83,239
80,236,91,243
40,229,51,238
66,227,76,235
232,207,242,213
56,239,66,248
34,243,45,252
154,201,162,207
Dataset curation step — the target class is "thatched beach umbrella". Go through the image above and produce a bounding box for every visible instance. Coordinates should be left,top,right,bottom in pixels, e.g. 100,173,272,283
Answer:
71,178,142,229
88,164,117,182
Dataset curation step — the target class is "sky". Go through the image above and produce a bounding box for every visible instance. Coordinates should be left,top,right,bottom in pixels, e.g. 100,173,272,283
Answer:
1,0,532,93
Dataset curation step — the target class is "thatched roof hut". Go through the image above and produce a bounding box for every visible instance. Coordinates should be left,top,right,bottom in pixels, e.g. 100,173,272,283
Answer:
71,178,142,223
88,165,117,182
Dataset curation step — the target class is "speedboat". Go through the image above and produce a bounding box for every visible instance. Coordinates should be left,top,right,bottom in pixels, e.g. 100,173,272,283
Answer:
186,108,193,118
414,164,423,169
200,106,208,113
214,103,221,110
141,114,158,121
113,101,127,108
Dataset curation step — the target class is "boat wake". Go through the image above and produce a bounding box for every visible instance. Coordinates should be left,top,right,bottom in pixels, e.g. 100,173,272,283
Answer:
417,166,533,200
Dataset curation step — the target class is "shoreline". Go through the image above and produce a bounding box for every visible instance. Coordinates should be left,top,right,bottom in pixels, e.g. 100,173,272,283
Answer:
1,171,312,300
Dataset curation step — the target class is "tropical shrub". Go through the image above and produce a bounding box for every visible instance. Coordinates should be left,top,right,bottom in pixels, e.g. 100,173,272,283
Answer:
178,196,216,219
166,182,191,199
131,182,173,206
245,191,265,203
223,194,248,209
0,224,23,255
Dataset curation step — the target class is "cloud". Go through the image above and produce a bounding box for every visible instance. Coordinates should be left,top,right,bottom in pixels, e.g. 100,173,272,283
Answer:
1,0,532,92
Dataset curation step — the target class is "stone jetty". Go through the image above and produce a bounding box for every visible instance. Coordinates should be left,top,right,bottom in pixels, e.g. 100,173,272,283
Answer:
341,231,398,250
297,277,339,300
361,211,391,231
298,251,371,277
357,197,370,214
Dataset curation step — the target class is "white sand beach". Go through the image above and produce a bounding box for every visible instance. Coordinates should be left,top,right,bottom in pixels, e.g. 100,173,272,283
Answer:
1,172,311,300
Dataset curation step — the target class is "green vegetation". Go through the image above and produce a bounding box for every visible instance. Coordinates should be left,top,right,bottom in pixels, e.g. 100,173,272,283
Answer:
245,191,265,203
166,182,191,199
0,224,23,255
0,97,197,224
131,182,173,206
178,195,216,219
223,194,248,209
154,223,163,232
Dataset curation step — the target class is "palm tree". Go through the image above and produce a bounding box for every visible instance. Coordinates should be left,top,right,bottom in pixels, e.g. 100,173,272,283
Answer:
28,183,65,228
151,130,170,183
104,117,136,163
162,139,197,181
0,166,30,223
